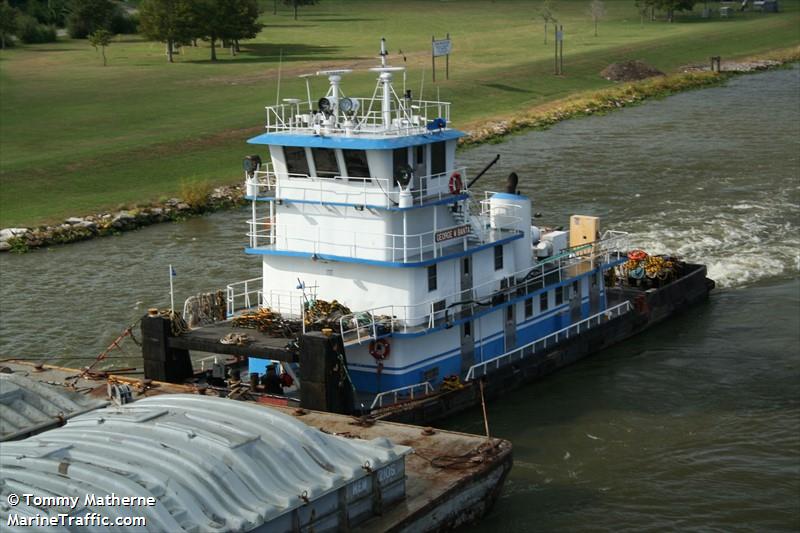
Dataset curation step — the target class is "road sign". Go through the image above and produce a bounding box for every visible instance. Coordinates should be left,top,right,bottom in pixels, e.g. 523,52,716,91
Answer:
432,39,452,57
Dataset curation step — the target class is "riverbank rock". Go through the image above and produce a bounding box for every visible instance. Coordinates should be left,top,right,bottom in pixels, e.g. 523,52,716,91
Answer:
681,59,781,73
1,182,248,252
601,60,665,82
0,228,29,242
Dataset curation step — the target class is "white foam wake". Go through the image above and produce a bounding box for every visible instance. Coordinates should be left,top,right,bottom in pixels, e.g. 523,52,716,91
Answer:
623,200,799,288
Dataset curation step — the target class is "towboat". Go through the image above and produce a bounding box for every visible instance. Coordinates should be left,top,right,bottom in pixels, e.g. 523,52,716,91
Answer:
141,39,714,423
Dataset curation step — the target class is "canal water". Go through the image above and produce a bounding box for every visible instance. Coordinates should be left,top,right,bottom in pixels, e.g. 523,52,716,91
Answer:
1,67,798,530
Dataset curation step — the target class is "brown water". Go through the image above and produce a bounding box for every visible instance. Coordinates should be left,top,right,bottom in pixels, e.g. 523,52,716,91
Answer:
1,67,798,531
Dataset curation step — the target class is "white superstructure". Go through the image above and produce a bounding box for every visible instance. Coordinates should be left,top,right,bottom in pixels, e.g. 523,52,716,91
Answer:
228,40,628,396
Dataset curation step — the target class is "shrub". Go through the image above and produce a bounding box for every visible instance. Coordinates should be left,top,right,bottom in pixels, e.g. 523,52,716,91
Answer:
180,180,213,210
17,14,57,44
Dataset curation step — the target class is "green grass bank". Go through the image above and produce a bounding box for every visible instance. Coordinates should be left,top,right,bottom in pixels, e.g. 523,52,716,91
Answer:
1,0,799,227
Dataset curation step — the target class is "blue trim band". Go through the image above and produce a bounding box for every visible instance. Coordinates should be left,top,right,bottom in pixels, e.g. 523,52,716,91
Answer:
491,192,528,200
247,129,466,150
245,232,523,268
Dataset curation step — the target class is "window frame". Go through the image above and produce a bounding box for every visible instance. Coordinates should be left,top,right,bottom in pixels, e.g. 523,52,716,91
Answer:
393,148,410,187
311,148,340,178
494,245,504,271
342,149,371,181
283,146,310,176
427,265,438,292
430,141,446,176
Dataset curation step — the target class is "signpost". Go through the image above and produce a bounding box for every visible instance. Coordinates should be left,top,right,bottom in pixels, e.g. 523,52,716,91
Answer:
432,34,452,82
554,25,564,75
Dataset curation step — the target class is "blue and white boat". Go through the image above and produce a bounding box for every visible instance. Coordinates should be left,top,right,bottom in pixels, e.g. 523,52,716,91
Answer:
163,40,713,419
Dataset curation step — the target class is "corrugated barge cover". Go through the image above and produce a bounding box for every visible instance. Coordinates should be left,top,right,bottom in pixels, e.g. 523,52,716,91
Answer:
0,394,411,532
0,373,108,441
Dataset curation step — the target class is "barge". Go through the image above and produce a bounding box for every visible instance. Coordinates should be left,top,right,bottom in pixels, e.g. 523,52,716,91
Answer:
0,362,512,532
138,38,714,422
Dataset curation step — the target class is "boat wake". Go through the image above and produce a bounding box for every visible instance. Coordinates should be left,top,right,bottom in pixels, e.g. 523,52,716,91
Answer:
625,196,799,289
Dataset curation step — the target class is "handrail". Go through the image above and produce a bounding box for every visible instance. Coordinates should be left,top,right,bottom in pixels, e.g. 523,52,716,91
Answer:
246,167,468,208
337,236,629,341
464,301,633,381
247,218,522,262
225,278,314,325
264,97,451,137
370,381,435,410
225,276,264,317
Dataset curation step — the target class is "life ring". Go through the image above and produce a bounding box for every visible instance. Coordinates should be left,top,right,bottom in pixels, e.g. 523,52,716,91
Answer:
628,249,648,262
369,338,391,360
448,172,463,194
280,372,294,387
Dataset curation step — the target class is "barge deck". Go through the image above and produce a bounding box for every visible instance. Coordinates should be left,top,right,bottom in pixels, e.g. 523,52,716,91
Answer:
0,360,512,532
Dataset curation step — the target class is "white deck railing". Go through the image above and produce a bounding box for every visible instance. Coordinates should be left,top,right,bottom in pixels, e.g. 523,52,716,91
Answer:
245,167,467,209
464,300,633,381
225,277,264,317
370,381,435,410
264,98,451,137
248,215,521,262
244,166,277,197
337,233,629,342
225,277,313,321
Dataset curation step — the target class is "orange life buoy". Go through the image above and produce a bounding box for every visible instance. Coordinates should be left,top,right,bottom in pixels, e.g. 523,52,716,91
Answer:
369,338,391,360
628,249,648,262
448,172,463,194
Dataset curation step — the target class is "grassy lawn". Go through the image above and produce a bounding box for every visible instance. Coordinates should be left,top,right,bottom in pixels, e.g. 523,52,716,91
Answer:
1,0,798,226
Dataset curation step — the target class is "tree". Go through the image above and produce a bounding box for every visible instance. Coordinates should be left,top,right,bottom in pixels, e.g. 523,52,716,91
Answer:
635,0,696,23
538,0,555,45
193,0,261,61
589,0,605,36
283,0,318,21
88,27,112,65
636,1,649,24
24,0,70,27
0,1,19,49
139,0,195,63
66,0,115,38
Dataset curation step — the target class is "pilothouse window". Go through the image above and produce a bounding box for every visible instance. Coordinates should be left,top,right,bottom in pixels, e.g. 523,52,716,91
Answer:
312,148,339,178
283,146,309,176
494,245,504,271
431,142,446,176
343,150,371,181
393,148,409,187
428,265,437,292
